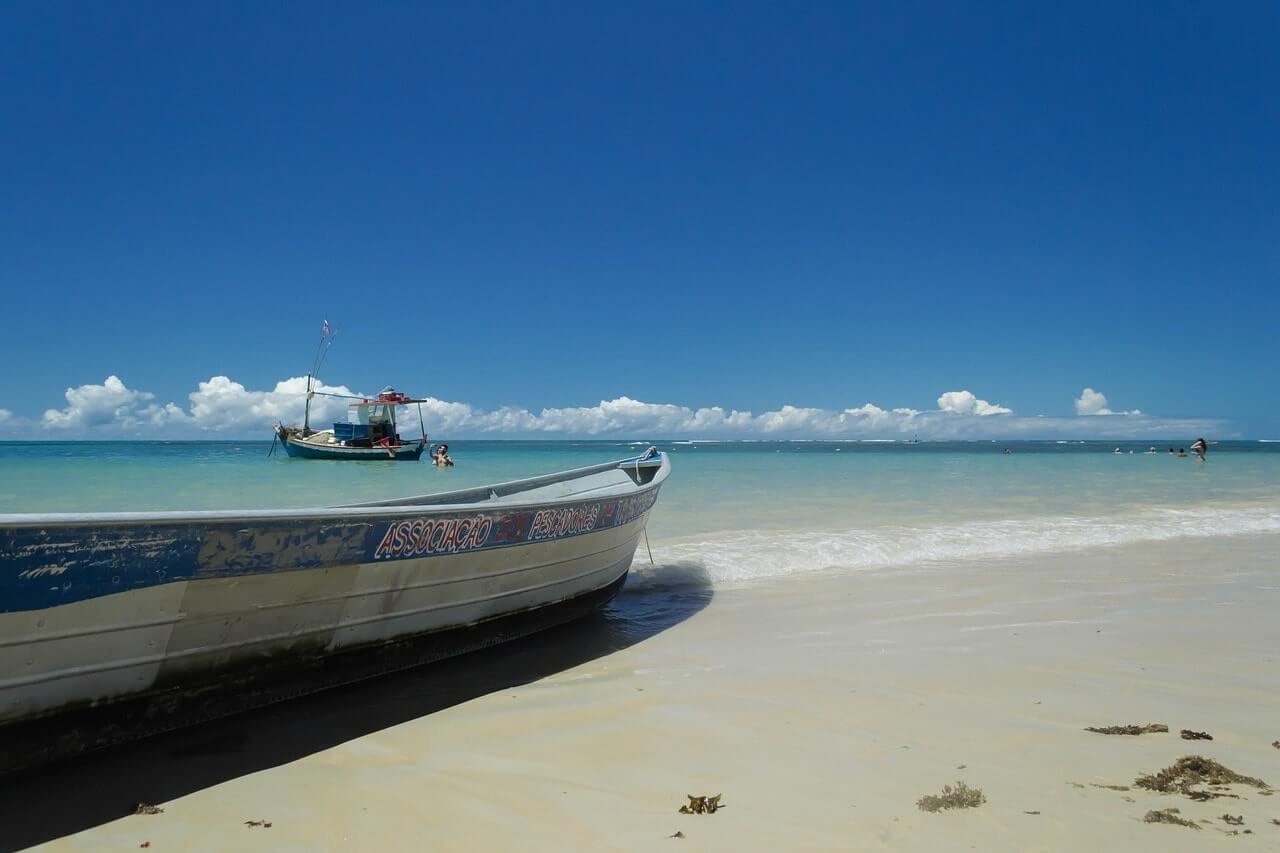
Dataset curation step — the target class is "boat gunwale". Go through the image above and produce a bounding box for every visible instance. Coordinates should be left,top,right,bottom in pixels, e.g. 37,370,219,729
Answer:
0,452,669,528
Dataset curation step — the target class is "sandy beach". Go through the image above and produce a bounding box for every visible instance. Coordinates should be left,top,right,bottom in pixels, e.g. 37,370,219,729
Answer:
7,529,1277,851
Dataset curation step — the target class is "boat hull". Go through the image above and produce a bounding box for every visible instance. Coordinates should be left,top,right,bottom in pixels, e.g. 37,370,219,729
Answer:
282,433,426,460
0,453,668,771
0,566,630,772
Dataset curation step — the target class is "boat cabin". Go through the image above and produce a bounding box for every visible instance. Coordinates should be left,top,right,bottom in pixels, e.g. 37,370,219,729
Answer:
333,389,417,447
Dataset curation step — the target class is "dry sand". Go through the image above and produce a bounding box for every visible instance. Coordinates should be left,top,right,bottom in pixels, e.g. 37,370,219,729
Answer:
11,532,1280,852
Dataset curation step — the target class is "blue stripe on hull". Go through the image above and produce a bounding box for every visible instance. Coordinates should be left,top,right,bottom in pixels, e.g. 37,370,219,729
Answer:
283,437,425,460
0,489,660,614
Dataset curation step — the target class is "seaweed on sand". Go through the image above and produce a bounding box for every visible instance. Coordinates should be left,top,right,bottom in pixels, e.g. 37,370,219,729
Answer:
1143,808,1200,829
678,795,723,815
917,782,986,812
1134,756,1269,799
1085,724,1168,736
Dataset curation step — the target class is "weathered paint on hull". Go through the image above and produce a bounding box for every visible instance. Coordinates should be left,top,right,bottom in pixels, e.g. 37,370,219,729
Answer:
282,436,426,460
0,512,650,718
0,452,668,770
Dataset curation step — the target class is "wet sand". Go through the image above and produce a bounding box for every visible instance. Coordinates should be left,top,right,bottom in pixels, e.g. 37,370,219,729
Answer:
15,532,1280,852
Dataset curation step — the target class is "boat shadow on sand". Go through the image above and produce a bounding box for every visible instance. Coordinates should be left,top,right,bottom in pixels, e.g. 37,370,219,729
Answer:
0,562,712,851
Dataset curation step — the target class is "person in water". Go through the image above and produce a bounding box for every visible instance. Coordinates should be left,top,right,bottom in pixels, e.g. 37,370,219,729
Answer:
1177,448,1187,457
434,443,454,467
1190,437,1208,462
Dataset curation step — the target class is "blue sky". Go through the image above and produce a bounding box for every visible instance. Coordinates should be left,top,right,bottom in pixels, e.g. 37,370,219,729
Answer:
1,2,1276,438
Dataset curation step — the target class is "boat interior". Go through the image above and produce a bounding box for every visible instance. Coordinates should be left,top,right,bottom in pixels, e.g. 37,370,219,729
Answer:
349,451,666,510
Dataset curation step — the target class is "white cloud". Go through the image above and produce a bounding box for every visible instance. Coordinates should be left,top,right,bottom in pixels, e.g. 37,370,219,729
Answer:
936,390,1013,416
1075,387,1141,416
186,375,362,432
9,376,1226,440
42,375,157,429
37,375,365,434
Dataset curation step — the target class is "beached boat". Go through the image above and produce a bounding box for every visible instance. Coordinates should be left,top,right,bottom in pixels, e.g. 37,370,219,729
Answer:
0,448,669,771
274,387,430,461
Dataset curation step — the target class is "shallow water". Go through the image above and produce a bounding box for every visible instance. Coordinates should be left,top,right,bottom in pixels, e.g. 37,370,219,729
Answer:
2,439,1276,588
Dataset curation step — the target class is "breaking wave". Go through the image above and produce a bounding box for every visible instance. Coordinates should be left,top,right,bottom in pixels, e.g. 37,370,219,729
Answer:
629,505,1280,588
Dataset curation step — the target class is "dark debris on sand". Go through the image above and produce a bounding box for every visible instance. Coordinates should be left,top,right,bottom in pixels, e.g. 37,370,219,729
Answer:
1180,729,1213,741
134,803,164,816
917,781,986,812
1143,808,1200,829
1221,814,1244,826
1134,756,1269,800
678,795,723,815
1085,724,1168,736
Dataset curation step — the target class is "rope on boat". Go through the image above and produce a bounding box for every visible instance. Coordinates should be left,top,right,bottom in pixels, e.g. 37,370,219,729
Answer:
639,447,659,565
307,390,368,401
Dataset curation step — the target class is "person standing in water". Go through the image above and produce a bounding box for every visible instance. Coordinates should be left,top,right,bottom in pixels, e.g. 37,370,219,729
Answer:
1190,437,1208,462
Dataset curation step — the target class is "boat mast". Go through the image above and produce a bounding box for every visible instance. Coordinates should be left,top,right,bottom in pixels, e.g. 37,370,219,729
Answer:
303,374,313,433
304,320,337,435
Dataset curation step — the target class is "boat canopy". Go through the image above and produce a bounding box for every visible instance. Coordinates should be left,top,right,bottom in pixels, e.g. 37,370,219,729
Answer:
346,388,428,426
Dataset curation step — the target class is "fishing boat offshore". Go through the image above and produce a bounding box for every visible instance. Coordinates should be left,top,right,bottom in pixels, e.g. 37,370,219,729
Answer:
271,321,430,461
274,387,430,460
0,447,669,772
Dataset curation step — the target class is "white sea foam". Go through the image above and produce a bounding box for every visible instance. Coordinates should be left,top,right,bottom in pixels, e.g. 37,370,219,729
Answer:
634,505,1280,588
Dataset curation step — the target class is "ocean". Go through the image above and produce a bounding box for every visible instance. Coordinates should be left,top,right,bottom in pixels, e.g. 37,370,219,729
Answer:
2,439,1277,590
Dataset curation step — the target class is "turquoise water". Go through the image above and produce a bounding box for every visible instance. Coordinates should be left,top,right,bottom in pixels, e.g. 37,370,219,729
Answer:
2,440,1278,583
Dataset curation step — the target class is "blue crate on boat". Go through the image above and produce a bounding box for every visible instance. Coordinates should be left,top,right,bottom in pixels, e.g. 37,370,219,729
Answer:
333,422,371,442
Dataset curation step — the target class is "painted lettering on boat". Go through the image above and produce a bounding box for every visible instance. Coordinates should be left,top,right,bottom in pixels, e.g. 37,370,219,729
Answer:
372,515,493,560
614,492,657,526
527,504,601,541
364,490,660,563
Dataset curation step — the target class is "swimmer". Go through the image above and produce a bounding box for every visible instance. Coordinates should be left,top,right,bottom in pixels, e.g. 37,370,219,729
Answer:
1190,437,1207,463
